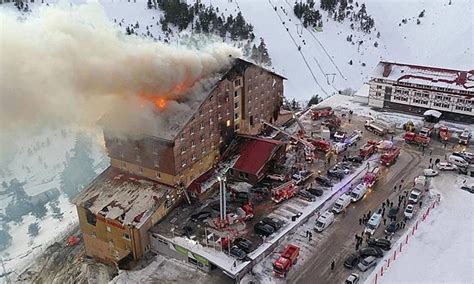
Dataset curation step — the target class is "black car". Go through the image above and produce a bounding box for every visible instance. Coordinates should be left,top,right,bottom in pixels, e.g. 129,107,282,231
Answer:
254,222,275,237
191,211,212,222
387,207,399,219
307,187,324,197
262,217,285,231
344,253,360,269
234,237,253,253
347,156,363,164
327,169,345,179
181,225,195,238
367,238,392,251
358,247,384,258
251,186,270,195
229,246,247,260
298,190,317,202
315,176,332,187
384,222,398,235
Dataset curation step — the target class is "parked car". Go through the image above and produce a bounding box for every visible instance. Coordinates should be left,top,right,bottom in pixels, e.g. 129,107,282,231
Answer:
298,190,317,202
345,273,360,284
460,185,474,194
358,247,384,258
367,238,392,251
384,222,398,235
254,222,275,237
452,152,473,163
404,204,415,219
347,156,363,164
315,176,332,187
423,168,439,177
327,168,345,179
251,186,270,195
229,246,247,260
233,238,253,253
191,211,212,222
267,174,286,181
436,162,457,171
408,189,423,204
448,154,469,168
357,256,377,272
344,253,361,269
387,207,399,219
262,217,285,231
307,187,324,197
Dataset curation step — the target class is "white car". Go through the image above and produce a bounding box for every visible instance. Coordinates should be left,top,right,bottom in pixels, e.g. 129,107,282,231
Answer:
423,169,439,177
436,162,457,171
404,204,415,219
267,174,285,181
345,273,360,284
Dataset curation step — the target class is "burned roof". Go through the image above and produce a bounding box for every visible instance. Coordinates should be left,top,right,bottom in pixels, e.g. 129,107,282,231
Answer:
100,58,285,142
73,167,175,228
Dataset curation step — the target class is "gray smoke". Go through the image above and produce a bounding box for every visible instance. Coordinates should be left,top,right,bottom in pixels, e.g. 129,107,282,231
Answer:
0,4,241,136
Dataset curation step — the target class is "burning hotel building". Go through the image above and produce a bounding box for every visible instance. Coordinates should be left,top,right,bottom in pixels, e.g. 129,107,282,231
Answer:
73,58,285,265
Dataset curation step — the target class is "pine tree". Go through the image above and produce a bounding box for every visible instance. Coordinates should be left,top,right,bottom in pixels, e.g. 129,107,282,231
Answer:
147,0,153,9
307,95,322,107
258,38,272,66
28,222,40,237
374,41,378,47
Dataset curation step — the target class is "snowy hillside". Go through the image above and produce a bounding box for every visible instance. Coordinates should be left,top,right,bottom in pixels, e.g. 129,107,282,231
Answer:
210,0,472,99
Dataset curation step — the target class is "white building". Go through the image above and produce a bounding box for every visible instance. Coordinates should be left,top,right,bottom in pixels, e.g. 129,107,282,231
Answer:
368,62,474,124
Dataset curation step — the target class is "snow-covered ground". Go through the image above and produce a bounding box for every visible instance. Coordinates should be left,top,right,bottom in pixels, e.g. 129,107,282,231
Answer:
367,173,474,283
0,126,108,275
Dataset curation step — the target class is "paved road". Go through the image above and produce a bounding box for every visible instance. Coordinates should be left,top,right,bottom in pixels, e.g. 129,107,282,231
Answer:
288,144,433,284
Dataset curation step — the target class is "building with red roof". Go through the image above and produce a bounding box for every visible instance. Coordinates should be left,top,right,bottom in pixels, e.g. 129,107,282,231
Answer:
228,136,286,184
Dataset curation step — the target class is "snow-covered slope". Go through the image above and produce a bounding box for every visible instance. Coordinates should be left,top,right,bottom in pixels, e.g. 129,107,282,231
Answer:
375,174,474,283
211,0,472,99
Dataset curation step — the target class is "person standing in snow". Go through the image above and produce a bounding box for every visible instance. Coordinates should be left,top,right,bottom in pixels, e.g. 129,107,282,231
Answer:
331,260,335,271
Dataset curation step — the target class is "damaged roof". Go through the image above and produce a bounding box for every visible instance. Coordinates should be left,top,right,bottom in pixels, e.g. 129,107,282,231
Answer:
73,167,175,228
232,136,284,176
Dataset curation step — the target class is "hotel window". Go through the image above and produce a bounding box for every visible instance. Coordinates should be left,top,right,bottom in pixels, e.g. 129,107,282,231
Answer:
138,167,144,173
199,109,203,116
209,94,213,101
235,123,240,130
192,154,197,161
181,160,187,168
180,133,185,140
190,127,194,135
235,113,239,119
234,102,238,109
191,140,196,148
234,91,238,97
218,113,222,119
181,147,186,154
154,160,159,168
200,135,205,142
200,122,204,129
123,233,130,240
155,172,161,179
152,146,158,155
234,79,242,88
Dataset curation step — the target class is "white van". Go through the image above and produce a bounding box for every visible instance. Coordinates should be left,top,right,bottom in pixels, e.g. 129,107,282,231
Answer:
314,211,335,232
350,183,368,202
448,154,468,168
408,189,423,204
364,213,382,236
332,194,352,214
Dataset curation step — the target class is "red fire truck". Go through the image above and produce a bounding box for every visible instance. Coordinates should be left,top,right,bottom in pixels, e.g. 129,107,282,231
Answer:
311,107,334,120
310,139,331,152
439,126,451,142
404,132,430,146
271,182,298,203
380,146,401,166
363,167,380,187
273,244,300,277
359,140,378,159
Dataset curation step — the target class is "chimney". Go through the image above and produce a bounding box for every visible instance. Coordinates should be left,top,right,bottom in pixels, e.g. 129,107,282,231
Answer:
383,63,392,77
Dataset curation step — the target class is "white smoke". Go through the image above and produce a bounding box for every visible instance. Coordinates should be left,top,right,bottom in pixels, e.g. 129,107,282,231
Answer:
0,3,241,136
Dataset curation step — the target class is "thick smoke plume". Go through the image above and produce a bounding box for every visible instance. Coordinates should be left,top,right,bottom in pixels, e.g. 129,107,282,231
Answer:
0,4,241,137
